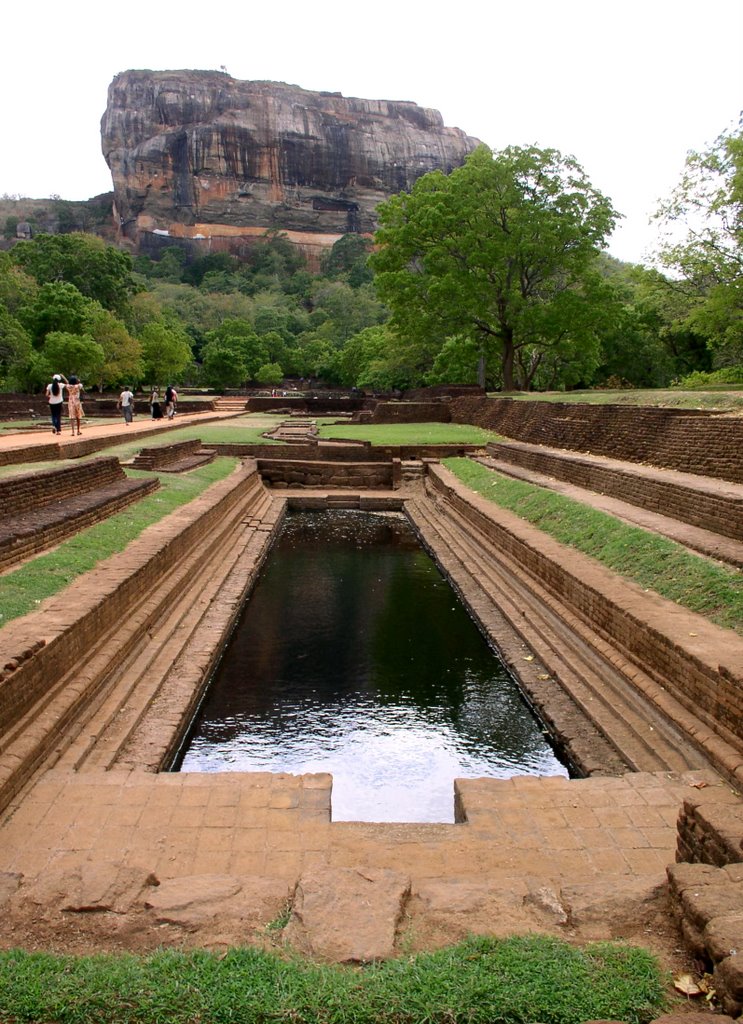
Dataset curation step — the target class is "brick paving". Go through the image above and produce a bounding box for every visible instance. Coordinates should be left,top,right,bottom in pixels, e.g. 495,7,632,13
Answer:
0,767,718,900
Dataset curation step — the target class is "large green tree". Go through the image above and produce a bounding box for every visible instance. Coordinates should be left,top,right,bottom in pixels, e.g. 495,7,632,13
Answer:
140,320,193,385
655,117,743,363
372,144,618,390
12,233,137,316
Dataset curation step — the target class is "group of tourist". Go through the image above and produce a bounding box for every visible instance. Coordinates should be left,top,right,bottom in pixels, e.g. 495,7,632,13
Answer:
45,376,178,435
45,373,84,436
148,385,178,421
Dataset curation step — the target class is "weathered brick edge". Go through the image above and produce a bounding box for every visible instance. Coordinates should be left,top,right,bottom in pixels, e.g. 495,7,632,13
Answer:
0,457,159,571
486,441,743,543
130,439,204,469
257,458,395,489
0,463,261,810
210,442,481,462
450,397,743,483
425,463,743,784
669,785,743,1016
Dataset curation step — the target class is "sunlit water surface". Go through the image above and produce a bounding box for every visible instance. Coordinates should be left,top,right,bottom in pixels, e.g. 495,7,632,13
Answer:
177,510,568,821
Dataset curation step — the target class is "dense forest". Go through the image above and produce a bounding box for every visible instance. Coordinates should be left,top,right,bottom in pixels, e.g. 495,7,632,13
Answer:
0,119,740,395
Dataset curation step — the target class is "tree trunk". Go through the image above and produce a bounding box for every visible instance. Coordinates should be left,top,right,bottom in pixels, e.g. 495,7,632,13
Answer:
477,351,486,389
501,329,515,391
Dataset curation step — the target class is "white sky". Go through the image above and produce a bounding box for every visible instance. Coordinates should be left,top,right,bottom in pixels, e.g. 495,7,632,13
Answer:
2,0,741,266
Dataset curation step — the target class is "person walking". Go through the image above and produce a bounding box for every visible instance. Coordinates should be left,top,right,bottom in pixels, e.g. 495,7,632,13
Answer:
164,384,178,419
118,385,134,424
150,387,163,420
45,373,67,435
66,375,85,436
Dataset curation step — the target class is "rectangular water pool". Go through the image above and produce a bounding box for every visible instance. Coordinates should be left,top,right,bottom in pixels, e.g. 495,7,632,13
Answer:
173,509,569,821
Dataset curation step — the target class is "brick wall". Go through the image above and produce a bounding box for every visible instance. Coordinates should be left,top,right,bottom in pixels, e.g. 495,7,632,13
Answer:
257,458,394,489
211,442,480,462
131,439,203,469
0,456,124,514
487,442,743,542
370,401,452,424
450,397,743,482
0,465,265,808
668,786,743,1016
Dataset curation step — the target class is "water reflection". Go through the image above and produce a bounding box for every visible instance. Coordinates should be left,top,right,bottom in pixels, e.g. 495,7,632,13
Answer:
177,510,568,821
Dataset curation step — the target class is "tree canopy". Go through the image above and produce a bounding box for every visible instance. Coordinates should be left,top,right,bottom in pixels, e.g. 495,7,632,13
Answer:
372,144,619,390
655,117,743,364
12,232,137,316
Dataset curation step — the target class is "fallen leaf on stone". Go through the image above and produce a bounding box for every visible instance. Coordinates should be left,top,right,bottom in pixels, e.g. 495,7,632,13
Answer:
690,781,709,790
522,655,534,662
674,973,703,996
689,632,698,637
537,674,550,681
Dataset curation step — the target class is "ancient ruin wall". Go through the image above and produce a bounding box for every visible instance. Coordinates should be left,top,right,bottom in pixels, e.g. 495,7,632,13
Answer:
450,397,743,482
486,441,743,542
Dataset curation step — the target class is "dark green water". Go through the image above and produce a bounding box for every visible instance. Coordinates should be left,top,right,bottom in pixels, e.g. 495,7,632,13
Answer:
177,509,568,822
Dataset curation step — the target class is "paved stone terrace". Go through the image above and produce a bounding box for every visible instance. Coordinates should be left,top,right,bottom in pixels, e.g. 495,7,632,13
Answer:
0,766,723,956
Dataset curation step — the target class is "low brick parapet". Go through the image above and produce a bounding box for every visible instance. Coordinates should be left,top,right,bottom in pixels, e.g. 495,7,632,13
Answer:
0,457,159,572
0,456,123,514
130,439,216,473
257,458,395,489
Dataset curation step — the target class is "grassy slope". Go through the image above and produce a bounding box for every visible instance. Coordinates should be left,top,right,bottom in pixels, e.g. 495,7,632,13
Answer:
316,422,495,445
445,458,743,636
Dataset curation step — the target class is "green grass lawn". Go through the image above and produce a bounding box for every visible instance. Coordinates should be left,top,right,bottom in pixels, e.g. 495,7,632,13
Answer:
498,388,743,412
0,936,666,1024
0,457,238,625
446,458,743,635
316,421,496,445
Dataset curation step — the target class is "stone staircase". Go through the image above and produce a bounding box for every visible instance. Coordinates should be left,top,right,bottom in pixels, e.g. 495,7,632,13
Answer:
0,466,280,812
213,396,248,413
406,486,716,779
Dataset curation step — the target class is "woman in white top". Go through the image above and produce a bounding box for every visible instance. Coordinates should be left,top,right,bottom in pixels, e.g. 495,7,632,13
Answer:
45,373,67,435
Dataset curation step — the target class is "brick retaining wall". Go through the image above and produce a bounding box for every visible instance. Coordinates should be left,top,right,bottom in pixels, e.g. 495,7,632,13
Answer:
0,464,265,809
486,441,743,542
369,401,452,424
211,442,480,461
257,458,395,489
668,786,743,1016
131,439,203,469
450,397,743,482
0,456,124,514
0,457,159,571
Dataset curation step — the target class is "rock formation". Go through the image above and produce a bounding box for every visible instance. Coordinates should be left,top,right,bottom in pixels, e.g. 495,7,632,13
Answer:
101,70,481,265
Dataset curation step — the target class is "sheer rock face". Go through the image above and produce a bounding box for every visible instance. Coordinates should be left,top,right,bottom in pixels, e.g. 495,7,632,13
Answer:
101,70,481,263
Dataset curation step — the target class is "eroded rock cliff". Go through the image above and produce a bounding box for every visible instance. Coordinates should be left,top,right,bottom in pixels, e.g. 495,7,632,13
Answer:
101,70,481,264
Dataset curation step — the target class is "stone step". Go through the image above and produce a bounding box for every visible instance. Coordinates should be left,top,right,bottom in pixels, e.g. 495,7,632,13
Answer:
408,495,706,776
57,478,276,773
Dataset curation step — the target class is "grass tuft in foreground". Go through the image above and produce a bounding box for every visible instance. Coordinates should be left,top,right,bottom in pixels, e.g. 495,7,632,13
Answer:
445,458,743,635
0,936,665,1024
0,457,238,625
